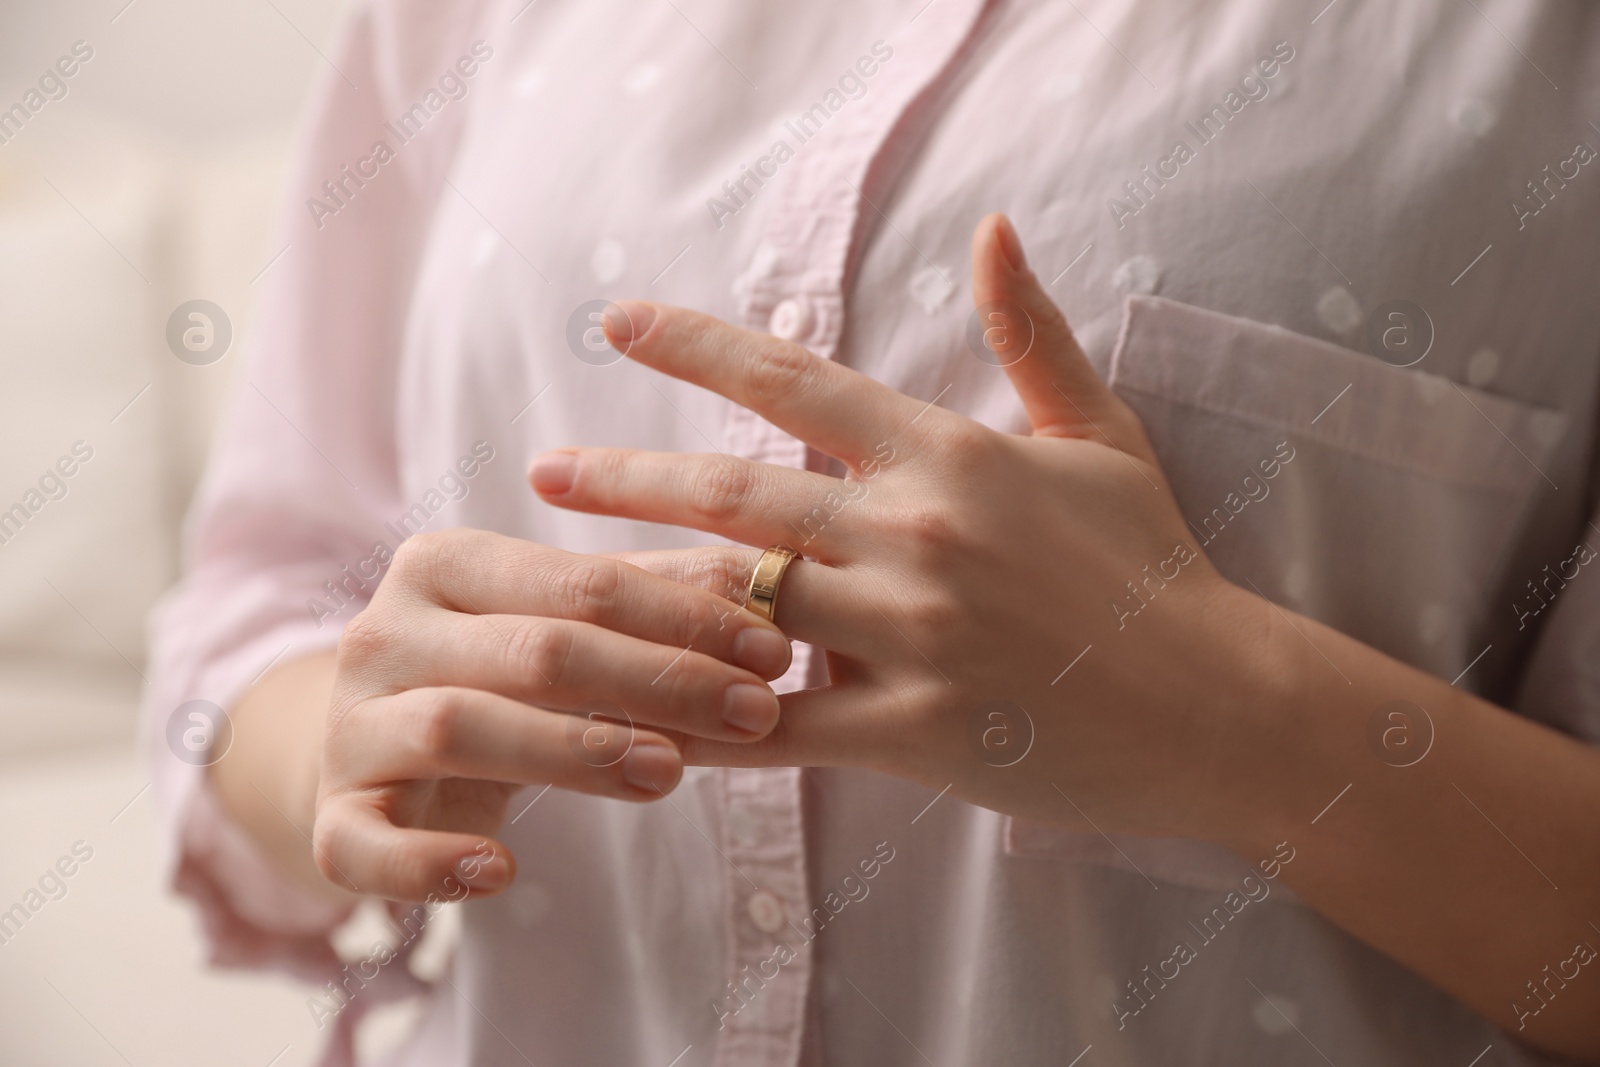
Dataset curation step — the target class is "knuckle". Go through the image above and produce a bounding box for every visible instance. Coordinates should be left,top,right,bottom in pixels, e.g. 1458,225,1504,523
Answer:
388,531,447,582
933,423,998,481
387,528,492,597
597,447,635,483
415,688,467,759
687,548,753,602
1032,292,1071,340
675,593,735,650
654,649,704,716
898,505,960,555
336,607,394,668
745,342,812,408
557,557,625,624
692,458,758,524
377,849,433,900
643,550,750,636
506,619,572,687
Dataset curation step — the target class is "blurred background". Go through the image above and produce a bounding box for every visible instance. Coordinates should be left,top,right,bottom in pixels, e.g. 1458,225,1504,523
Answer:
0,2,420,1063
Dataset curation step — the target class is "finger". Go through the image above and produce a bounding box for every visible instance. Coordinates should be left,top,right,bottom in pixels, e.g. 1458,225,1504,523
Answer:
382,530,790,680
678,686,886,770
970,213,1155,462
607,546,890,656
335,686,686,796
531,448,881,561
389,611,784,742
602,300,940,467
313,797,519,901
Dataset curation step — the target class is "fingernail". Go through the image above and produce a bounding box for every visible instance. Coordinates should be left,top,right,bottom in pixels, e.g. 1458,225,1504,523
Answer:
530,452,576,495
722,683,780,735
603,300,655,348
995,214,1027,272
732,627,791,678
623,743,682,793
457,854,510,891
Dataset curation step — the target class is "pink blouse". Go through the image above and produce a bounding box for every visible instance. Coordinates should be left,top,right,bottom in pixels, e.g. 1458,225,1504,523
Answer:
143,0,1600,1064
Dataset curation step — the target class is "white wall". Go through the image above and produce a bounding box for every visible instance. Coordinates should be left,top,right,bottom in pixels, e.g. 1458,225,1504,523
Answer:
0,0,345,758
0,4,439,1065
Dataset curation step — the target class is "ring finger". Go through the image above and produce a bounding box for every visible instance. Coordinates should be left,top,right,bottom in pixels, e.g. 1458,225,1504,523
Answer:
608,546,894,659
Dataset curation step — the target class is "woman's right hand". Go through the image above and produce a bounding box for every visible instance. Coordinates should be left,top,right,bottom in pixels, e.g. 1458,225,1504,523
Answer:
311,528,792,901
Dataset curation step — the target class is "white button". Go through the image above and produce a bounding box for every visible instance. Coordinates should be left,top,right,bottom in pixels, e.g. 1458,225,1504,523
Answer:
1316,286,1362,335
908,265,956,313
1113,255,1162,295
1412,372,1450,405
1250,992,1300,1035
768,298,810,341
746,889,787,934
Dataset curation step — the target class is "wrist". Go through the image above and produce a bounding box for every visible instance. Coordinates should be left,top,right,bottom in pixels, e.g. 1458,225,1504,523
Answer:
1185,576,1326,855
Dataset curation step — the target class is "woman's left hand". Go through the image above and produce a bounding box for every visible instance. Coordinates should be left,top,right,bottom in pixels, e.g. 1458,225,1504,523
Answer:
528,214,1281,842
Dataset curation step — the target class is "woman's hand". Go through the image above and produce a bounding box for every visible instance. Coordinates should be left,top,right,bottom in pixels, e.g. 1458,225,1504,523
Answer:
311,528,793,900
529,215,1280,842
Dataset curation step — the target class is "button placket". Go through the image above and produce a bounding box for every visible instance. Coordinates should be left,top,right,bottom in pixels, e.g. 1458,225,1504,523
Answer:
712,3,994,1064
712,762,812,1051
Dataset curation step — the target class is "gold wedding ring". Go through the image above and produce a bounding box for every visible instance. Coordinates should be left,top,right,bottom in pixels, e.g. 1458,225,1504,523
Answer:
746,546,799,624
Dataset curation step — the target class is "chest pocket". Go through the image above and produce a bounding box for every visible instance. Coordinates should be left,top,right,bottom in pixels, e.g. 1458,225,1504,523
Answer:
1004,294,1569,888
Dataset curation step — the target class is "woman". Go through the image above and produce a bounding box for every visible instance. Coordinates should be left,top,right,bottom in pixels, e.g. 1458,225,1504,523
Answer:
145,0,1600,1064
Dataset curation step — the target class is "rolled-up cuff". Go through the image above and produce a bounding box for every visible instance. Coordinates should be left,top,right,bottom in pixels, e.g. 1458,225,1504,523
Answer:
174,770,352,977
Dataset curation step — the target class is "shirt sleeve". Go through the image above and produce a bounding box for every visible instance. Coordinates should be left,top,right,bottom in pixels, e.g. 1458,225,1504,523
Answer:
140,0,490,977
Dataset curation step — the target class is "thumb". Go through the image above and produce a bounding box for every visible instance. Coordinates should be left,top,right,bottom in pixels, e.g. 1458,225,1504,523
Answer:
970,213,1152,459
